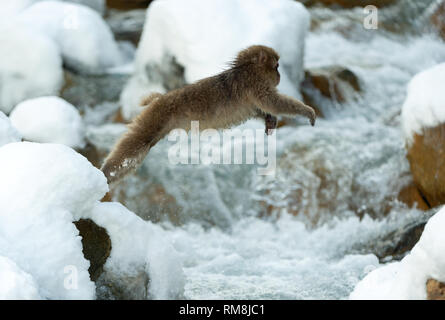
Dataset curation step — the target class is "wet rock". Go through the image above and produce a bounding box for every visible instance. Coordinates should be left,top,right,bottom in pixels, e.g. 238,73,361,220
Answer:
106,9,146,46
74,219,112,281
106,0,152,10
302,66,360,102
354,210,433,262
427,279,445,300
78,143,103,168
301,66,361,118
96,269,150,300
397,182,430,211
299,0,397,8
67,0,106,15
406,124,445,208
61,70,130,107
431,1,445,40
110,177,183,225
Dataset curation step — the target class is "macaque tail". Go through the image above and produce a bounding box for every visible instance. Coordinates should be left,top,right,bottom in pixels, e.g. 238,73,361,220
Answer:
101,106,166,184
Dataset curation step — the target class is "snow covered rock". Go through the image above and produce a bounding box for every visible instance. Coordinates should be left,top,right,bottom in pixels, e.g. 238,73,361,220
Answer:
120,0,310,119
0,23,63,113
0,142,184,299
0,112,22,147
0,256,41,300
10,96,86,148
350,206,445,300
401,63,445,208
0,0,105,17
16,1,123,73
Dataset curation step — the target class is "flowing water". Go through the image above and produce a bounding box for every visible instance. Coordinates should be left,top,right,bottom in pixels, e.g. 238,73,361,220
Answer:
97,1,445,299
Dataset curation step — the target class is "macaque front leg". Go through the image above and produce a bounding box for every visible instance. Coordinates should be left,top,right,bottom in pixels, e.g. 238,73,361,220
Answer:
257,91,316,126
254,108,278,135
264,114,277,135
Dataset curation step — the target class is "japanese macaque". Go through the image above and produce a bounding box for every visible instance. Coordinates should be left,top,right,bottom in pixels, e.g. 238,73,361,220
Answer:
101,45,316,184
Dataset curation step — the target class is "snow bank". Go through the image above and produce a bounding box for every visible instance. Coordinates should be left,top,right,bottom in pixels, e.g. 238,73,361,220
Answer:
0,142,103,299
0,23,63,113
0,142,184,299
121,0,310,119
86,202,185,299
0,0,105,17
0,256,41,299
0,0,37,17
16,1,122,73
350,206,445,300
402,63,445,144
10,97,85,148
0,112,22,147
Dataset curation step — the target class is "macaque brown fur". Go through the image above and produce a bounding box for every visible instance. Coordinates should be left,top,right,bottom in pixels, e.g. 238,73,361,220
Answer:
101,45,316,183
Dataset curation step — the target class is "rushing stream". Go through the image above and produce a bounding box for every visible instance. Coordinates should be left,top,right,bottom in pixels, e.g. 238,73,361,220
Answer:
84,1,445,299
141,3,445,300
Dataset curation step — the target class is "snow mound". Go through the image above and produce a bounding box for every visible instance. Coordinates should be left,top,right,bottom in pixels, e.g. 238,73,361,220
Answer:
0,142,184,299
402,63,445,144
0,23,63,113
10,96,85,148
0,0,104,17
16,1,122,73
0,112,22,147
86,202,185,299
121,0,310,119
350,206,445,300
0,0,37,17
0,256,41,300
0,142,103,299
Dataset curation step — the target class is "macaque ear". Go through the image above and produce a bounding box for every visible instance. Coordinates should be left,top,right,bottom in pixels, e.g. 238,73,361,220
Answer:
257,50,268,65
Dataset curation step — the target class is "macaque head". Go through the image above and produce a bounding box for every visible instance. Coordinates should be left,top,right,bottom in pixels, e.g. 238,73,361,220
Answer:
235,45,281,86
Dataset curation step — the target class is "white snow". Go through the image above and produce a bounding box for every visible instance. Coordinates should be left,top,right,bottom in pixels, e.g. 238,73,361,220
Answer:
0,112,22,147
0,142,184,299
0,142,103,299
401,63,445,144
0,23,63,114
121,0,310,119
0,256,41,300
0,0,37,17
86,202,185,299
10,96,86,148
350,206,445,300
16,1,123,73
0,0,105,17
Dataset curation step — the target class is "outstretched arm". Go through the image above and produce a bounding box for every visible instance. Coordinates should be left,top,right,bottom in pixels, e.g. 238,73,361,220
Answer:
255,88,316,126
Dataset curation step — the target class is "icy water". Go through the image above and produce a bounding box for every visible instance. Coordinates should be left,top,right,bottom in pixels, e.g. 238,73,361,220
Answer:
95,3,445,299
150,5,445,300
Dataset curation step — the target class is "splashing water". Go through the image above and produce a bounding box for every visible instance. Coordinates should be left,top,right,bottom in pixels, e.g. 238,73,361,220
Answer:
94,3,445,299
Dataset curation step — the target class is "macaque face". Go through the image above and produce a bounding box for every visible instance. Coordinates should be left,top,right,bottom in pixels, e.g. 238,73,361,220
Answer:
268,58,280,86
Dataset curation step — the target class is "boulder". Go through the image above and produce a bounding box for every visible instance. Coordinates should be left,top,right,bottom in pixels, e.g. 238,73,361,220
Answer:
397,182,430,211
406,125,445,208
74,219,112,281
427,279,445,300
106,9,146,46
402,64,445,208
300,66,361,119
299,0,397,8
61,70,130,107
106,0,152,10
431,1,445,40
